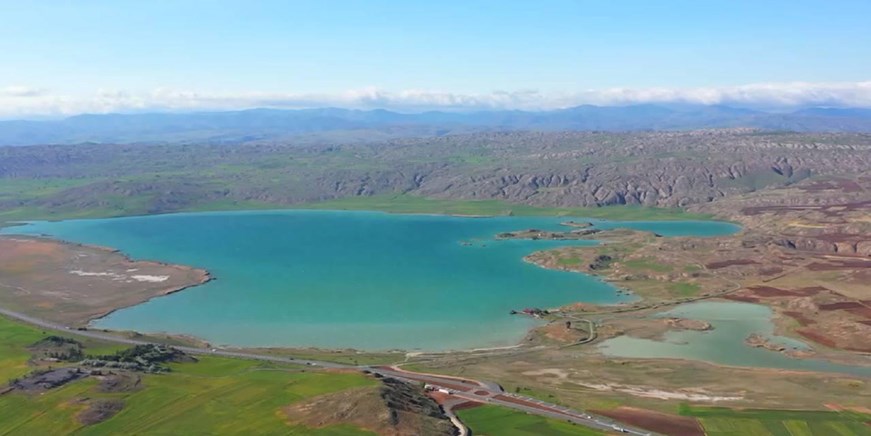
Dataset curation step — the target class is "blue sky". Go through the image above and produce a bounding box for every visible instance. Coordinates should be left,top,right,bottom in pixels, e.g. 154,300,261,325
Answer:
1,0,870,116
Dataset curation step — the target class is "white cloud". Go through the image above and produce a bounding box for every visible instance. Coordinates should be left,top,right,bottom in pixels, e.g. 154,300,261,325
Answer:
0,86,47,98
1,81,870,118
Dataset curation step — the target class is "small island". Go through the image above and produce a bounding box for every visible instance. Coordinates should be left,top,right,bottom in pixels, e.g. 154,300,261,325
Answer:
561,221,594,228
745,334,815,358
497,228,600,240
664,317,712,331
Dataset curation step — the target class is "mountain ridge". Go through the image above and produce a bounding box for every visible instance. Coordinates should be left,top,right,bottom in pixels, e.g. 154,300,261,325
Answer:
1,104,870,146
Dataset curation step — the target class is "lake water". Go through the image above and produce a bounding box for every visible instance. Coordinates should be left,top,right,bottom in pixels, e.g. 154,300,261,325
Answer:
4,210,739,351
598,301,871,377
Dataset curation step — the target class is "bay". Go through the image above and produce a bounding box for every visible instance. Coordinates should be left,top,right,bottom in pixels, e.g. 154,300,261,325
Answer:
4,210,739,351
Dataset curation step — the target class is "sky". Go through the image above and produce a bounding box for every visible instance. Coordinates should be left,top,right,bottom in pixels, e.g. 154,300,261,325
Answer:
1,0,870,117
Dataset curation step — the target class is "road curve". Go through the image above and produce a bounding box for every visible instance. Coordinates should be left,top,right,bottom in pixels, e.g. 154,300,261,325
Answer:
0,306,655,435
369,366,654,435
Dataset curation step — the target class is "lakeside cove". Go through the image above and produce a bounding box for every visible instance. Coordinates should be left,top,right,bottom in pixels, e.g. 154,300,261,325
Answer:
2,209,738,351
3,208,871,380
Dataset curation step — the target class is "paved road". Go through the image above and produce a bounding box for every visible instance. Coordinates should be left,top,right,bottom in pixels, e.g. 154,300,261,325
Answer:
0,307,654,435
0,307,350,369
369,366,655,436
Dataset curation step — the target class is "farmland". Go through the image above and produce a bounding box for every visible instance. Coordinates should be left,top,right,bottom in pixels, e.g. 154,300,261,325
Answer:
456,405,604,436
680,405,871,436
0,314,377,435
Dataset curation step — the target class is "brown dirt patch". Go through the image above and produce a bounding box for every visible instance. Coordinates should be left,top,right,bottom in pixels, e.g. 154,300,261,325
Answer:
0,236,210,325
819,302,864,311
11,368,87,391
747,286,801,297
285,381,454,436
796,329,838,348
808,262,849,271
96,372,142,393
846,307,871,319
450,401,482,411
78,399,124,425
808,259,871,270
723,294,761,303
593,407,704,436
541,322,588,343
798,286,830,293
706,259,759,269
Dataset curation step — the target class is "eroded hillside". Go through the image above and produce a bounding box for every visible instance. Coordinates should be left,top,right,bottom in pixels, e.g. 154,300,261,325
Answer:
1,130,870,221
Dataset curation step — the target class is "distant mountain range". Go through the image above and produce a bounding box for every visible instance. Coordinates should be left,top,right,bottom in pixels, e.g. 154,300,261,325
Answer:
1,104,870,146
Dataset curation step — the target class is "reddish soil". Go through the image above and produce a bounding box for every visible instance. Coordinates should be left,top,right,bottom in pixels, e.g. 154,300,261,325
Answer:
796,329,838,348
820,301,871,319
593,407,704,436
819,302,864,311
807,258,871,270
450,401,482,411
473,390,488,396
706,259,759,269
742,200,871,217
746,286,802,297
724,294,761,303
798,286,831,292
427,391,450,404
846,307,871,319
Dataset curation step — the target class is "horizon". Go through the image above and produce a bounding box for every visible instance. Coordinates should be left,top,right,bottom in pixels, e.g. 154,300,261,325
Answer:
3,101,870,123
2,1,871,118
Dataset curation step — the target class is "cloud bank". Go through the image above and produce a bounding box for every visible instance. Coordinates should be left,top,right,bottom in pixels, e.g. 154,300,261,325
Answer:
1,81,870,118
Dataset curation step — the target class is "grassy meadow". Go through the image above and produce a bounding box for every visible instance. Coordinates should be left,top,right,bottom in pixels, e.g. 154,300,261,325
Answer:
296,194,712,221
0,185,711,225
457,405,605,436
0,314,377,435
680,405,871,436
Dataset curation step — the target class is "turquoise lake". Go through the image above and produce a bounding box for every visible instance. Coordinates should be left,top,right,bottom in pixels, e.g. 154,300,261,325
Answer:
4,210,740,351
598,301,871,377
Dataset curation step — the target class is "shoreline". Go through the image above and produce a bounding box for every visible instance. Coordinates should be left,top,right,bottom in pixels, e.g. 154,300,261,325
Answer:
0,200,726,228
0,234,212,327
7,213,860,375
1,232,868,377
85,274,214,327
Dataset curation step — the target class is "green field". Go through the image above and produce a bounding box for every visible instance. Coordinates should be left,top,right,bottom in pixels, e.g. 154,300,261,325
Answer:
0,187,712,227
0,191,712,227
621,257,675,273
296,194,712,221
669,282,702,296
556,256,583,266
0,315,45,382
680,405,871,436
0,315,377,435
457,405,604,436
